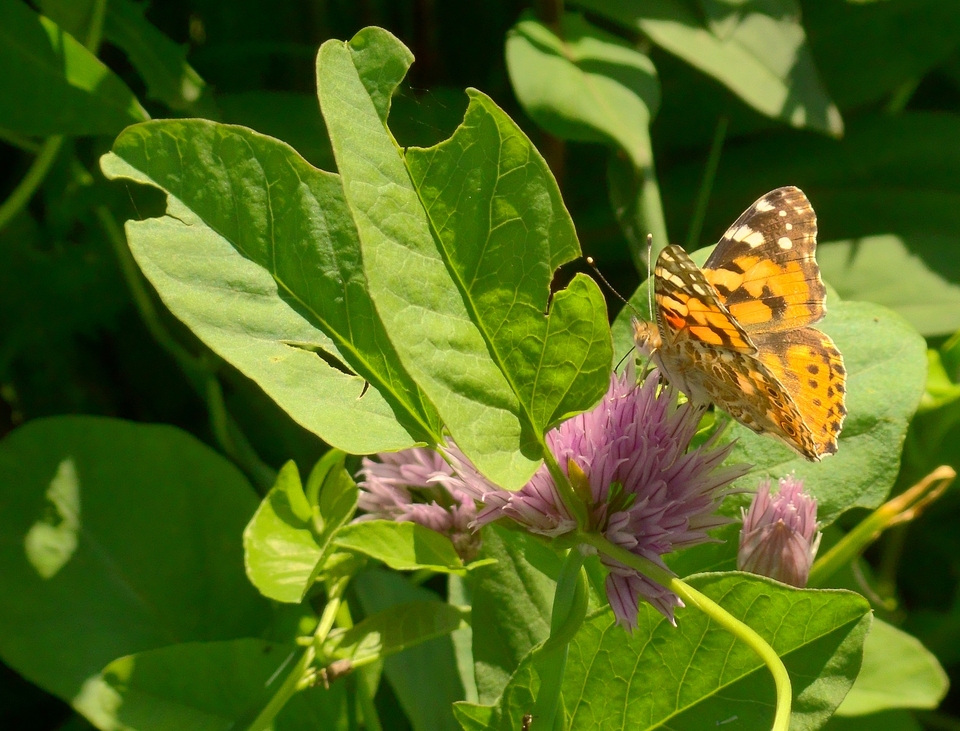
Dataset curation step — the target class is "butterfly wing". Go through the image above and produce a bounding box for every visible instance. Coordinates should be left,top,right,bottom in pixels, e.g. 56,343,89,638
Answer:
702,186,827,334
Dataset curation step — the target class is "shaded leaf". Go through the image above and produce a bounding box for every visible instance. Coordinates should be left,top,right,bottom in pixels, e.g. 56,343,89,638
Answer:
576,0,842,136
354,569,465,731
101,120,441,454
0,417,270,708
506,12,659,169
835,619,948,716
458,573,871,730
0,0,147,136
324,600,469,665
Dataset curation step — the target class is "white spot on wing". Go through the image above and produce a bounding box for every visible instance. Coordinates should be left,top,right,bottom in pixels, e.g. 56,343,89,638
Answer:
754,198,775,212
743,229,766,248
777,237,793,249
778,210,787,217
785,222,793,231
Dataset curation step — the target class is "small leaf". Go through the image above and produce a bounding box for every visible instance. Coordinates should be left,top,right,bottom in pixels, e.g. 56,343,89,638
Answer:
506,12,659,169
0,0,148,136
577,0,842,136
101,120,441,454
460,573,871,730
244,453,357,603
0,417,269,712
334,520,465,574
835,619,948,716
324,600,469,665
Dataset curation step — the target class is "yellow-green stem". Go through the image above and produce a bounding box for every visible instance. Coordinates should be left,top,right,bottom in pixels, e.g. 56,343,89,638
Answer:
577,531,792,731
0,136,64,233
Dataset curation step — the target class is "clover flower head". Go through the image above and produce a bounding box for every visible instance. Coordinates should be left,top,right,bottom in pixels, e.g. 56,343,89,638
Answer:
738,474,821,587
447,369,749,629
356,446,480,561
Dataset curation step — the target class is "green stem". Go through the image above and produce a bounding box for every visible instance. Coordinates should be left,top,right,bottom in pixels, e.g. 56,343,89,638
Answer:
244,578,351,731
577,531,792,731
808,465,955,588
0,128,41,153
533,549,587,730
0,136,64,233
685,114,728,250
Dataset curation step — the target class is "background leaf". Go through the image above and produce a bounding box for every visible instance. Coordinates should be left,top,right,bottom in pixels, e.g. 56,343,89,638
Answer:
0,417,270,710
334,520,465,573
0,0,147,136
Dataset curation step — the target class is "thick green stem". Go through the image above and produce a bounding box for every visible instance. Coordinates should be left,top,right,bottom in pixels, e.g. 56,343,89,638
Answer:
577,531,792,731
685,114,728,250
542,449,588,529
808,465,955,587
533,549,587,730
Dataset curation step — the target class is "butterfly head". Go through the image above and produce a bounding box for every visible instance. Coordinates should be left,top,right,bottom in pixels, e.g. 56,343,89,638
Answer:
631,317,662,358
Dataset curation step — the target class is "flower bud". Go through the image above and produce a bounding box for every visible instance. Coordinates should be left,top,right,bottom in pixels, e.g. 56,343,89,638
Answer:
738,475,821,587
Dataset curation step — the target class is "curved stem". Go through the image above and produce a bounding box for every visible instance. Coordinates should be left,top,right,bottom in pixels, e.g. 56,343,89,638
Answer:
577,531,792,731
542,449,588,529
0,136,64,233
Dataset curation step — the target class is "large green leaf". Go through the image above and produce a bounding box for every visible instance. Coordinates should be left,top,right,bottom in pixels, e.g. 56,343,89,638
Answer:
405,91,612,435
101,120,442,455
835,619,947,717
0,417,270,709
244,452,358,603
505,12,659,170
575,0,842,136
354,569,466,731
457,573,871,730
0,0,147,136
317,28,611,488
469,525,559,703
823,710,923,731
660,113,960,336
88,639,348,731
613,247,927,526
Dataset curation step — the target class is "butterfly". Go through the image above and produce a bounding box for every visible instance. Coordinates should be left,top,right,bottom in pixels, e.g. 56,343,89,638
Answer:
632,186,846,461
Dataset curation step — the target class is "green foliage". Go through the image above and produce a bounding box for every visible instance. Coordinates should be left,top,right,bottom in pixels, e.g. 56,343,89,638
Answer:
456,573,871,730
2,1,960,729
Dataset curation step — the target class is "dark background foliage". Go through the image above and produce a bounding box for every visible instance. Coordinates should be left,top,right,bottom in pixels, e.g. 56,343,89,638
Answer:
3,1,960,729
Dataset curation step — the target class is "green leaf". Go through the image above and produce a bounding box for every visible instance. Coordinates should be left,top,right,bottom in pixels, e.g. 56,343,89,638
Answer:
100,119,442,455
835,619,948,716
318,28,611,488
405,90,613,434
661,113,960,336
89,639,348,731
354,569,465,731
459,573,871,730
803,0,960,110
576,0,842,136
818,236,960,338
243,452,358,603
469,525,559,703
324,600,469,665
0,0,147,136
823,710,923,731
612,248,927,526
0,417,270,710
39,0,214,115
505,12,659,170
333,520,465,573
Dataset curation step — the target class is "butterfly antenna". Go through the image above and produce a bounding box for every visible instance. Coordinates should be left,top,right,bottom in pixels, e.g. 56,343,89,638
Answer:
646,233,654,320
585,256,639,316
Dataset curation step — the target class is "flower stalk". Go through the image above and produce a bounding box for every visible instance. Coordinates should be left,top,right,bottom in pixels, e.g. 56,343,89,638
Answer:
808,465,956,588
577,531,793,731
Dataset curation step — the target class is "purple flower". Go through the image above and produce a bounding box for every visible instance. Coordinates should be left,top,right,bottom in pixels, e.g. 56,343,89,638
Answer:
738,475,821,587
445,369,749,629
357,447,481,562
